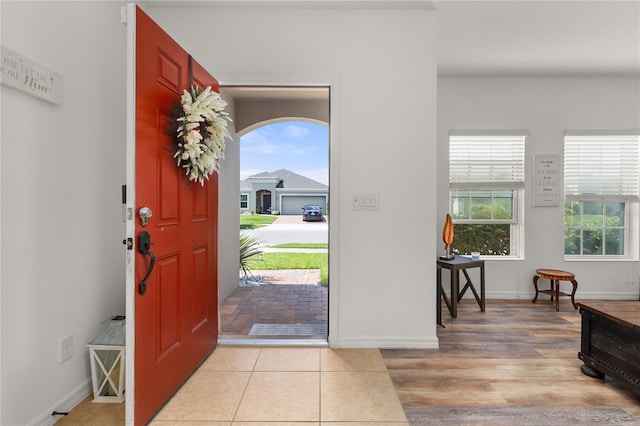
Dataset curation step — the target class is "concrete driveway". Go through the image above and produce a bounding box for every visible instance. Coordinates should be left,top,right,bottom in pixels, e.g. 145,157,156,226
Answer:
273,214,327,225
247,214,328,246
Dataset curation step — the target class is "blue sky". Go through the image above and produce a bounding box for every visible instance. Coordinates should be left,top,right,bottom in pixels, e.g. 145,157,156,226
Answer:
240,121,329,185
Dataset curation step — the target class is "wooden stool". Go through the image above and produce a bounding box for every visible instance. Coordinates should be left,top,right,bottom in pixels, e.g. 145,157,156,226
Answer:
532,269,578,311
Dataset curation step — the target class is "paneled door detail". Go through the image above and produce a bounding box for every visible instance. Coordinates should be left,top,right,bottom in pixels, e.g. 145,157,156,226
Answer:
133,7,219,424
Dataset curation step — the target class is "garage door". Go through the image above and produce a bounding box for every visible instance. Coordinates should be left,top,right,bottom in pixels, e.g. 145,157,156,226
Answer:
281,196,326,215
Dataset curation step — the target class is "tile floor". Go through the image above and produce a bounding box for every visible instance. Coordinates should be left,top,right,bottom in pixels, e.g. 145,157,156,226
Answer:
151,347,407,425
58,347,408,425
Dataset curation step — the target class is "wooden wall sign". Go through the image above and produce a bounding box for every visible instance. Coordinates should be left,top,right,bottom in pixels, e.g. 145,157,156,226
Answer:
533,154,561,206
1,46,62,104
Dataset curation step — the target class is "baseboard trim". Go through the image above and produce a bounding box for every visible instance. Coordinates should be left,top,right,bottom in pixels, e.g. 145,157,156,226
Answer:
334,336,439,349
482,291,639,300
30,379,92,426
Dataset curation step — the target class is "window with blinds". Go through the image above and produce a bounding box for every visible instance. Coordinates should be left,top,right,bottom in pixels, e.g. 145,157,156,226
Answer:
449,134,526,190
448,133,526,257
564,134,639,201
564,133,640,257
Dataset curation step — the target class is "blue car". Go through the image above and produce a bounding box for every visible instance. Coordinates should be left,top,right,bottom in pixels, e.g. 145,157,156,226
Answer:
302,205,324,222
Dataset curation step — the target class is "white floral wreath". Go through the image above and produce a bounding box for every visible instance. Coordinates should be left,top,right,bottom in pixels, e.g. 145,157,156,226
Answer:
174,86,232,185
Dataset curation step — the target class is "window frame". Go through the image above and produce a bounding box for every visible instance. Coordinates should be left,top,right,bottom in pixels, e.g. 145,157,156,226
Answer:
240,193,249,210
564,197,629,258
450,189,518,224
448,132,527,259
563,132,640,261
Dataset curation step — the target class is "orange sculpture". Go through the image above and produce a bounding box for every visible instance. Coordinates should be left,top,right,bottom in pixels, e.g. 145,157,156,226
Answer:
441,213,455,259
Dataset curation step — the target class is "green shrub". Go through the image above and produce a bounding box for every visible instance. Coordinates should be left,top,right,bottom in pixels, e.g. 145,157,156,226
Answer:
239,231,263,277
451,224,510,256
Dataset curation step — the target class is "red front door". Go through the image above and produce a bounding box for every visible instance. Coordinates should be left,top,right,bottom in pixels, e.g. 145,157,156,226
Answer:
134,7,218,424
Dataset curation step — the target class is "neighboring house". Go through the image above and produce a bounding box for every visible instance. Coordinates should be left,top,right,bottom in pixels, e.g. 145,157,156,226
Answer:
240,169,328,215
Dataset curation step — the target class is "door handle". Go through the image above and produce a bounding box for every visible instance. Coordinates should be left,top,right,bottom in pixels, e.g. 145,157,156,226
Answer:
138,231,155,295
138,206,152,227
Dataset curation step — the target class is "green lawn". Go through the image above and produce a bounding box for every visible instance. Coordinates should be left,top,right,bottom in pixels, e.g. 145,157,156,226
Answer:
247,252,328,287
240,217,329,285
240,214,278,229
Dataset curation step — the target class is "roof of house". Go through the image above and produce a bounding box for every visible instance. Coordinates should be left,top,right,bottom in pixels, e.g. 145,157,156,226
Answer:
240,169,328,191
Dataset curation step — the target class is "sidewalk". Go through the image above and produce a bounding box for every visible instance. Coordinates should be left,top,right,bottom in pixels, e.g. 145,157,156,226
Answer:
220,269,328,336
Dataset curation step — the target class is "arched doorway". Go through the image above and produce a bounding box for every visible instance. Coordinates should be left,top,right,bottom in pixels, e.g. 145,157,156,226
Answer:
256,189,272,214
219,86,330,343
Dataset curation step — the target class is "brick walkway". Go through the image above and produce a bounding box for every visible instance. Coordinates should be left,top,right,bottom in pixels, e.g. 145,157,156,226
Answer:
220,269,328,336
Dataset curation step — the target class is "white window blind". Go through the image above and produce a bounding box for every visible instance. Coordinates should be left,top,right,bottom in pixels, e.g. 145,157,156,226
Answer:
449,134,526,190
564,134,640,200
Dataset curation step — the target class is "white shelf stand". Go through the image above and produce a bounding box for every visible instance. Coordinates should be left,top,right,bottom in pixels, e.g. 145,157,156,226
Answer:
87,318,126,403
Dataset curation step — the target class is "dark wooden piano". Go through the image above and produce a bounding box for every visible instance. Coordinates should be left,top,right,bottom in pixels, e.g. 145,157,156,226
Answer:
578,301,640,393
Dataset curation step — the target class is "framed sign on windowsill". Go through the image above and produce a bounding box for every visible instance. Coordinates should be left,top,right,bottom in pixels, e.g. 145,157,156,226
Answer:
533,154,561,206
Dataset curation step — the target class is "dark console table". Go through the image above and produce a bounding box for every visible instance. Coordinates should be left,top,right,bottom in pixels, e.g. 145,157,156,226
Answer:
578,301,640,393
437,255,485,319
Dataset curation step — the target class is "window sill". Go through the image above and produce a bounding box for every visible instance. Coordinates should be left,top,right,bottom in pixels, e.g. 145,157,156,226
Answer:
565,256,639,262
460,255,524,261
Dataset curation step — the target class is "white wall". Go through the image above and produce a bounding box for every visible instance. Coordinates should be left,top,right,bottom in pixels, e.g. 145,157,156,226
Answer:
149,4,439,348
3,2,636,424
1,1,127,424
218,94,241,303
0,2,438,423
438,76,640,300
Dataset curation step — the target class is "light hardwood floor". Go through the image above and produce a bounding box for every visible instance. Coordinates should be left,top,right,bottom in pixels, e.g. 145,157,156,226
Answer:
55,299,640,425
382,299,640,425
